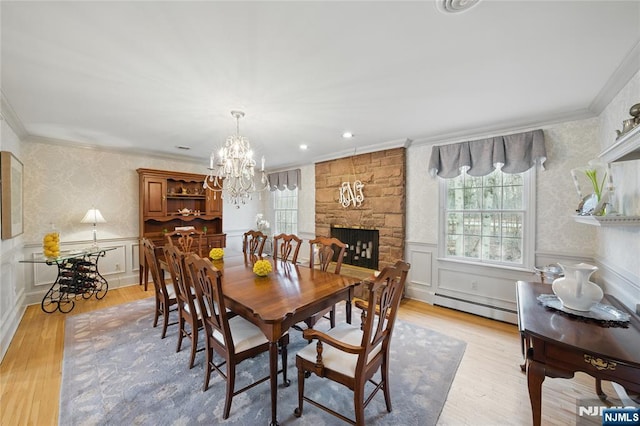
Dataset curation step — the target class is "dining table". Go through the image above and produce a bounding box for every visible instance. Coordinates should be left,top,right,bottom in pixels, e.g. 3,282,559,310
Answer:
211,254,362,426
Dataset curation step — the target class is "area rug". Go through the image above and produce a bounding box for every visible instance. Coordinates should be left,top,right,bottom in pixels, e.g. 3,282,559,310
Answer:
60,298,466,425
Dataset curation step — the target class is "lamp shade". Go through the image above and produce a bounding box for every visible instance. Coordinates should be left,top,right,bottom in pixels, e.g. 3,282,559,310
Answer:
81,208,106,224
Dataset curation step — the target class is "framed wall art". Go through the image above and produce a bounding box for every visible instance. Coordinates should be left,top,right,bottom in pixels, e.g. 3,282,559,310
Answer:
1,151,24,239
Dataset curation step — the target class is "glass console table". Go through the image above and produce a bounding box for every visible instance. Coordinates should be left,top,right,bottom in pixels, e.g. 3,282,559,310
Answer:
21,247,116,313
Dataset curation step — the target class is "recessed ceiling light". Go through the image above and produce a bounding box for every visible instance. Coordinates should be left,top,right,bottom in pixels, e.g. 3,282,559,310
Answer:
176,145,191,150
299,144,308,150
342,132,354,139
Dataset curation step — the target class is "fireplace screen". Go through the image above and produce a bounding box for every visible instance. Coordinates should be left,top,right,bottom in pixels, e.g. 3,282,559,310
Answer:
330,226,379,270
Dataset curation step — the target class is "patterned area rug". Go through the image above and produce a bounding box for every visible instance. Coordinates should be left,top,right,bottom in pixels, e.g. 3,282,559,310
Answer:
60,298,466,425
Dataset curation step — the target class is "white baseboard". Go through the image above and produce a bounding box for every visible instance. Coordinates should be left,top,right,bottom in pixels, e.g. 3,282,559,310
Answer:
434,293,518,324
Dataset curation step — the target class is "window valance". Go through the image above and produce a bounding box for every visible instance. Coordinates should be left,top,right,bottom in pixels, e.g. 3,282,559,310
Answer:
428,129,546,178
268,169,301,191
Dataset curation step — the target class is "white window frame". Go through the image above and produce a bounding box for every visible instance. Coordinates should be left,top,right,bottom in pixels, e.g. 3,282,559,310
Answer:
438,168,536,271
272,188,298,235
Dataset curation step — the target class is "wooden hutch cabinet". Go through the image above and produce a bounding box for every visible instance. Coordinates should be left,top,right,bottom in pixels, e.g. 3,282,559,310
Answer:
137,168,226,285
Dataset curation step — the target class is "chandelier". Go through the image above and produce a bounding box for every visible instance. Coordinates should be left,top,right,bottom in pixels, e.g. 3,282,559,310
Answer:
203,111,269,206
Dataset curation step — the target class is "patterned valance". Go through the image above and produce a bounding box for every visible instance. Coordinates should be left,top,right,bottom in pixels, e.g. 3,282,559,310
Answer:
428,129,546,178
268,168,301,191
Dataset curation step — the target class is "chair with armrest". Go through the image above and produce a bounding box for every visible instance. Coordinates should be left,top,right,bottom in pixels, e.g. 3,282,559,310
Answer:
294,260,410,425
304,236,347,329
242,230,267,256
165,229,205,257
273,233,303,263
184,253,289,419
142,238,178,338
163,244,203,369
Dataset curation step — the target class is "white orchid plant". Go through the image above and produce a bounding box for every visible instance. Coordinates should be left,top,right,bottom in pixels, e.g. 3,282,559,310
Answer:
256,214,270,233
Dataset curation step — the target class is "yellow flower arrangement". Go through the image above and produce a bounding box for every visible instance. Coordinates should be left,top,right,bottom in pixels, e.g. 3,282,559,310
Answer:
253,259,272,277
209,248,224,260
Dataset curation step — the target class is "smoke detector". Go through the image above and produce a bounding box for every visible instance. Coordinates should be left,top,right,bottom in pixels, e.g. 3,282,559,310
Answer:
437,0,480,14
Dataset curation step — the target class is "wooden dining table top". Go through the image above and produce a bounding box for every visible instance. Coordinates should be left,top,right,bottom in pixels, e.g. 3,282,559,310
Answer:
211,254,362,337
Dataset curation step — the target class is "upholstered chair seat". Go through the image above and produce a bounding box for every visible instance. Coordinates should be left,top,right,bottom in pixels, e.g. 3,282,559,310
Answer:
296,322,382,378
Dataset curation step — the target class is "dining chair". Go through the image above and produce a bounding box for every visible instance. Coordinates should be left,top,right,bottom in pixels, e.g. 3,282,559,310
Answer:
163,244,203,369
305,236,347,329
142,238,178,338
184,253,290,419
294,260,410,426
242,230,267,256
273,233,302,263
165,229,205,257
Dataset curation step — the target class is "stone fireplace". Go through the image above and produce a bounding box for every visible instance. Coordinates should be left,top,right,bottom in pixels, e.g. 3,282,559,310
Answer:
315,147,405,270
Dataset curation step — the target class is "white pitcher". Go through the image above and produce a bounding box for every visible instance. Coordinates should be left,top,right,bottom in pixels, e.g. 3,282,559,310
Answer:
552,263,603,311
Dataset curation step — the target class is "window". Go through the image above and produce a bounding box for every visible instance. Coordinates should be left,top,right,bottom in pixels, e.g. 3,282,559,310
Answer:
440,168,535,269
273,188,298,235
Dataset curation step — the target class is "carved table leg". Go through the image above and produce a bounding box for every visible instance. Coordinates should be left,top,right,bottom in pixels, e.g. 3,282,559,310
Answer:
527,360,546,426
596,379,607,400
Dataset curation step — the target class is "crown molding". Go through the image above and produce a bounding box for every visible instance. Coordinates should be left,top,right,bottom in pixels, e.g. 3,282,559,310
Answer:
0,91,28,139
312,138,412,165
589,39,640,114
24,134,201,164
410,108,594,147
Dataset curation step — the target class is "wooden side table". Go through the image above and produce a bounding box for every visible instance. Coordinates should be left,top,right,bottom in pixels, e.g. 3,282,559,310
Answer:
517,281,640,426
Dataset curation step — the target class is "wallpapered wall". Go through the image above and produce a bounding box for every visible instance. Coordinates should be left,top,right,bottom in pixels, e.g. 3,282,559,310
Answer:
406,117,600,257
597,69,640,288
536,118,600,256
22,143,211,243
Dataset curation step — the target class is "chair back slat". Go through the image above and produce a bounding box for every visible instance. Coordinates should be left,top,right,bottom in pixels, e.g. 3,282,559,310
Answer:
184,254,235,352
142,238,169,299
359,261,410,363
273,233,302,263
163,245,197,314
243,230,267,256
165,230,205,257
309,236,346,274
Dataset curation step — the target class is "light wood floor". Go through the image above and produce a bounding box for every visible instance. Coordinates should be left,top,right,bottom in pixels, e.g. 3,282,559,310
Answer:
0,284,619,425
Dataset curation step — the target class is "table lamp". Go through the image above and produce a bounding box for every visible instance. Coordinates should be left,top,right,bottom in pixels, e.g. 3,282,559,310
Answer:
81,208,106,247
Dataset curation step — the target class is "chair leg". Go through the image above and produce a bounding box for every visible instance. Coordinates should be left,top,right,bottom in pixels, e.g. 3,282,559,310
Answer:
280,341,289,386
329,306,336,328
381,358,392,412
294,364,305,417
153,298,160,328
188,323,198,369
203,347,212,392
354,384,365,426
223,362,236,419
176,316,184,352
161,306,169,339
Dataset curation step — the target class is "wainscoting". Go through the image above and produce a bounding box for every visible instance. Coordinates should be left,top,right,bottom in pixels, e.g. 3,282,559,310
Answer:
403,242,609,324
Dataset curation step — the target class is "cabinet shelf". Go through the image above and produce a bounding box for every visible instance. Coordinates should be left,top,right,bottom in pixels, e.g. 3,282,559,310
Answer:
573,215,640,226
167,194,206,200
599,125,640,163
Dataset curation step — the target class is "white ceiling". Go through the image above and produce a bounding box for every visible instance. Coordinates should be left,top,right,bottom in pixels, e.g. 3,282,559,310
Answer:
2,1,640,170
